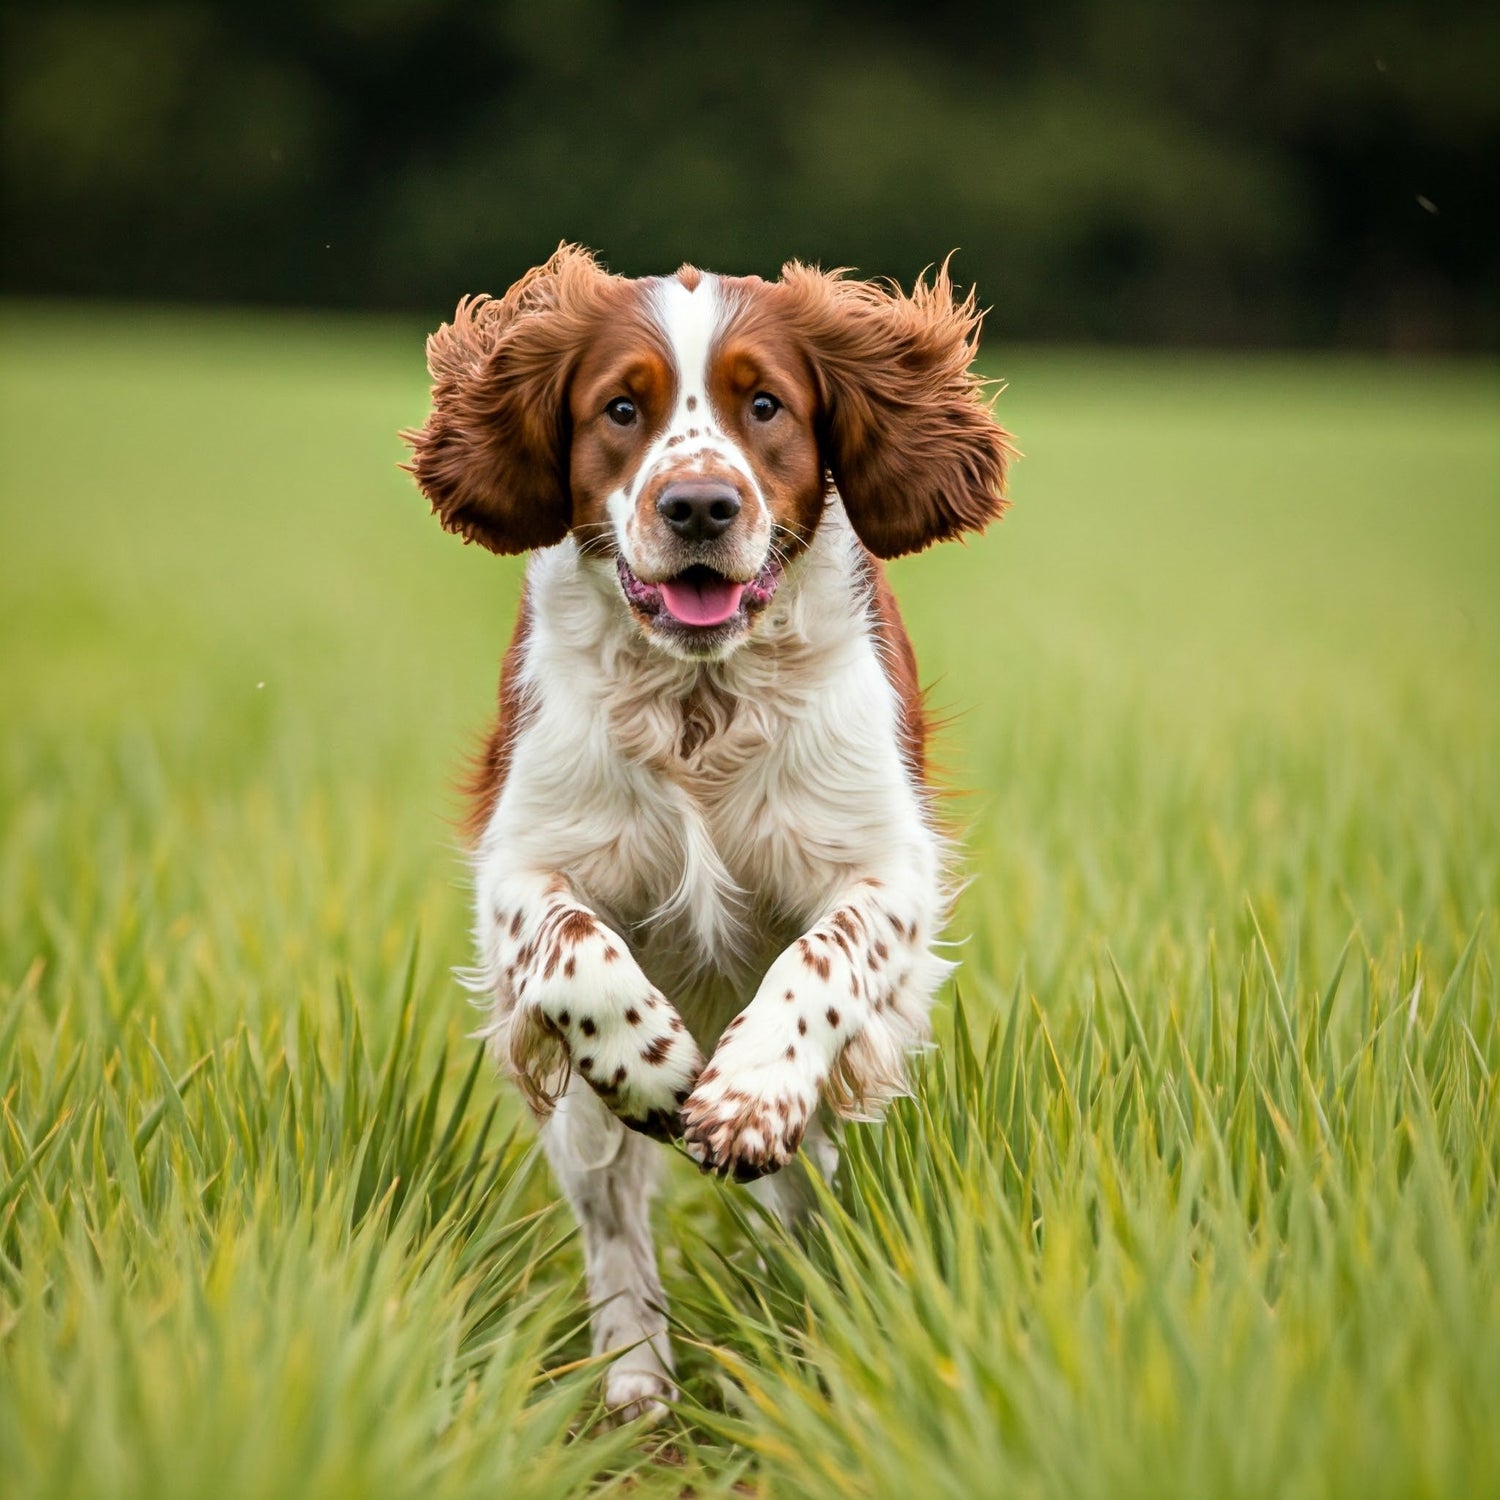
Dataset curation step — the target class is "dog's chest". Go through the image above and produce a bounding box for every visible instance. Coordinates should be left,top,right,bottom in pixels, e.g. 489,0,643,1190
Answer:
558,654,891,970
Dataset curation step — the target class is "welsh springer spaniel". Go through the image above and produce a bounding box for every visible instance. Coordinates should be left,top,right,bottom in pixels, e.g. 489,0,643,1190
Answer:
405,245,1012,1419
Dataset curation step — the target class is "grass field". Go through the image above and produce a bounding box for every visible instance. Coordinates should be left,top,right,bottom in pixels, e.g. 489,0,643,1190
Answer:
1,303,1497,1499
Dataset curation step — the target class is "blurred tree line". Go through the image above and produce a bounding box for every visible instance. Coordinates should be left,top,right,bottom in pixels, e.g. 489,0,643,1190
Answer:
2,0,1495,347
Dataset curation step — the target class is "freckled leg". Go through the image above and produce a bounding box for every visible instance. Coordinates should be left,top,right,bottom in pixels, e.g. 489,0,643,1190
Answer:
682,877,947,1180
478,870,704,1135
540,1077,676,1422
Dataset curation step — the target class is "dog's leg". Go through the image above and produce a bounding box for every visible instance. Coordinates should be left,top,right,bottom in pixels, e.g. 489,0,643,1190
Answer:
682,874,947,1180
541,1078,676,1421
478,869,704,1134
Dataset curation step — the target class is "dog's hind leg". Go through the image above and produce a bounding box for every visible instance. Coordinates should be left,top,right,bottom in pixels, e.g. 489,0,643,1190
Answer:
540,1076,675,1423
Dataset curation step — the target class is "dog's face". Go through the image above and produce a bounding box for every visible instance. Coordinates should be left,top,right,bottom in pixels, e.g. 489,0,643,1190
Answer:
405,247,1012,659
563,270,825,657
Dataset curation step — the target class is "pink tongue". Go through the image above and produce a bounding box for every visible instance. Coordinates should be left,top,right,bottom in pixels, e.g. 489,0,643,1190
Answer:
659,574,746,627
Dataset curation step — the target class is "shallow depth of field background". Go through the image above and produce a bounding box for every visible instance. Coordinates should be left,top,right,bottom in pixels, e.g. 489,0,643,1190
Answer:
2,5,1498,1498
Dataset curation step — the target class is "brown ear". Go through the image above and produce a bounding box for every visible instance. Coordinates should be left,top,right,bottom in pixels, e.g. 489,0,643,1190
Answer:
779,261,1015,559
402,244,611,554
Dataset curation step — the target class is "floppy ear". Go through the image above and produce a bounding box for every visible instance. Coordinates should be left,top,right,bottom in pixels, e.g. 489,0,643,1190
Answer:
779,261,1014,559
402,244,611,554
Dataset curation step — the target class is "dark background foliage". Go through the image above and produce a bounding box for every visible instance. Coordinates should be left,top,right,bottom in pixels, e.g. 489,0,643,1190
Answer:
3,0,1496,346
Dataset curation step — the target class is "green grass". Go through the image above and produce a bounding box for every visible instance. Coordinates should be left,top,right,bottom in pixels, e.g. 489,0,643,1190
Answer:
1,303,1497,1499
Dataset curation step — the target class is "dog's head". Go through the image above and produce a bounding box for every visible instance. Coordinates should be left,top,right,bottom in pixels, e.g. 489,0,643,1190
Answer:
405,244,1013,659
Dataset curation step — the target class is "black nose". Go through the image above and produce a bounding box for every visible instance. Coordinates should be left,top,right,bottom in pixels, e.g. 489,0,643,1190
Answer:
656,481,741,542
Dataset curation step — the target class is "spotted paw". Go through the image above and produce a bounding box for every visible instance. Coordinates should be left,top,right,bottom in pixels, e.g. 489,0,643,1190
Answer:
680,1057,817,1182
522,921,703,1133
547,993,704,1135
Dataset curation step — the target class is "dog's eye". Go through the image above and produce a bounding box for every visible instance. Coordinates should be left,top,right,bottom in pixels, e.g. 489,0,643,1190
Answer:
605,397,637,426
750,393,781,422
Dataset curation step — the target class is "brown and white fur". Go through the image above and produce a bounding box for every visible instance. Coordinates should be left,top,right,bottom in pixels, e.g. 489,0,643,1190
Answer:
404,245,1012,1419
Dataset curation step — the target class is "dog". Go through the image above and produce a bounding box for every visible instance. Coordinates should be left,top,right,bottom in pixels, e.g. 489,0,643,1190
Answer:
404,244,1012,1419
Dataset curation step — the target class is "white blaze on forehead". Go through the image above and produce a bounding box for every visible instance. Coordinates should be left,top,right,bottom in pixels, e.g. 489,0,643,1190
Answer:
606,271,770,562
652,274,722,416
643,274,760,489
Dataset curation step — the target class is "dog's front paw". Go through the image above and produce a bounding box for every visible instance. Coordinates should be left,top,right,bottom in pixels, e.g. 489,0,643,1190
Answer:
680,1041,818,1181
544,985,704,1138
523,920,703,1135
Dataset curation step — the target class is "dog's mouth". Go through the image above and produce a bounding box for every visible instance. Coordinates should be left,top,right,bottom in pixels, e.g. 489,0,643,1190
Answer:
617,558,781,637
